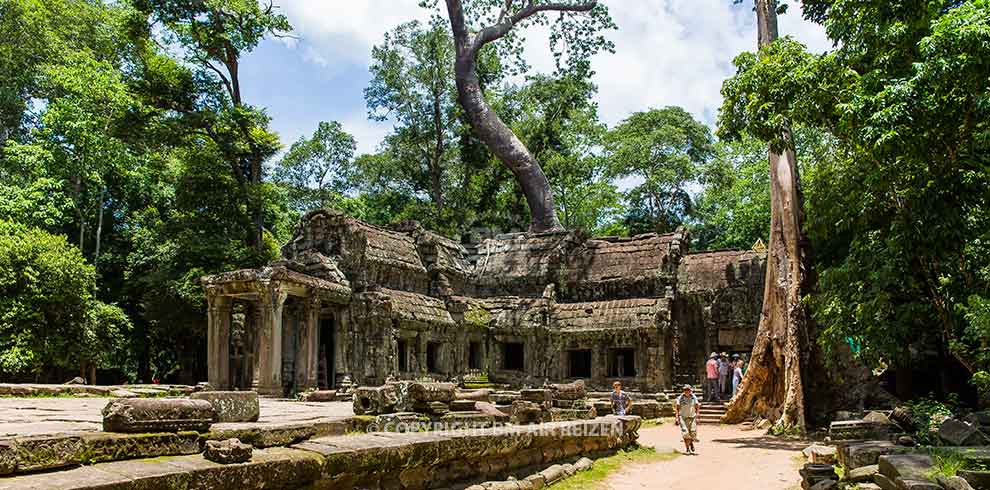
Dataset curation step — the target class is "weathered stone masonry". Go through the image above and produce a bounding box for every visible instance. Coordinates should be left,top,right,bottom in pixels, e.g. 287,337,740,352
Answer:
202,209,767,394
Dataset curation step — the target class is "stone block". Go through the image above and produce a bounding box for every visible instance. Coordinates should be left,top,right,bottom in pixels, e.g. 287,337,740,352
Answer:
78,431,202,464
102,398,214,433
0,441,13,476
204,438,253,464
520,389,552,403
857,484,882,490
524,473,546,489
301,390,337,402
935,475,977,490
512,400,549,424
839,441,912,469
830,420,891,440
809,479,837,490
552,399,575,409
11,434,84,472
575,457,593,471
191,390,259,422
894,478,941,490
450,399,477,411
0,384,36,396
491,392,520,405
874,473,898,490
864,411,892,425
630,401,661,419
804,444,838,464
439,411,497,429
549,380,586,400
845,464,880,483
353,384,399,415
540,464,565,484
549,407,596,422
878,454,933,481
455,389,492,402
109,389,138,398
958,469,990,490
940,418,989,446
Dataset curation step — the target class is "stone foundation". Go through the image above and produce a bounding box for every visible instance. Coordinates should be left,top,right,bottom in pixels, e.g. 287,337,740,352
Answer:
0,417,641,489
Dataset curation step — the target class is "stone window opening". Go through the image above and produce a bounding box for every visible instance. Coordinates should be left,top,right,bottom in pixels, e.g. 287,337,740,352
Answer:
567,349,592,378
502,342,524,371
397,339,409,372
426,342,442,373
468,341,483,370
608,348,636,378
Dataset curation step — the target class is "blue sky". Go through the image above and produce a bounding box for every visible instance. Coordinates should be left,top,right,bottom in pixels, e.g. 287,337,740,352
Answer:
238,1,833,156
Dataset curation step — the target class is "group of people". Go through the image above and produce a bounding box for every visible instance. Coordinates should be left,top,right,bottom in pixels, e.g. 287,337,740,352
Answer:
705,351,744,402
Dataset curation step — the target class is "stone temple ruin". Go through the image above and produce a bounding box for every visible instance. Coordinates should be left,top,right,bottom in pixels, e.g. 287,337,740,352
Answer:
201,209,767,396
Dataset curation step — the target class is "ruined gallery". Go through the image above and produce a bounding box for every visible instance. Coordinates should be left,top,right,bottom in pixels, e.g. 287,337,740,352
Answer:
202,209,767,396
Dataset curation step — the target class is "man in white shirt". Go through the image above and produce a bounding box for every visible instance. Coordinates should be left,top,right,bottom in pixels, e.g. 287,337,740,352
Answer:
675,384,701,454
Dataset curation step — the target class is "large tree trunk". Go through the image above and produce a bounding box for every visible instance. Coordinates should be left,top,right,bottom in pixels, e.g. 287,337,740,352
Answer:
445,0,563,232
722,0,816,431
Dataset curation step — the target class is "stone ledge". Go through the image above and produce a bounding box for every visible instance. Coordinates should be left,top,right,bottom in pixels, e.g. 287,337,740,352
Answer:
0,417,640,489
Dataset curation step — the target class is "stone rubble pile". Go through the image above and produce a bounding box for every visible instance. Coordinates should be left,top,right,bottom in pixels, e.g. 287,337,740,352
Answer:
352,381,515,430
511,381,597,424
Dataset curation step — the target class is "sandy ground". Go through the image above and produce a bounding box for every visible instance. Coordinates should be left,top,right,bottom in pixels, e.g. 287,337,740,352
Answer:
604,424,807,489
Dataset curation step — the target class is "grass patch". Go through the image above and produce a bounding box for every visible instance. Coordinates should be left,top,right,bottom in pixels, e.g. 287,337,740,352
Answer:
551,446,679,490
928,448,968,479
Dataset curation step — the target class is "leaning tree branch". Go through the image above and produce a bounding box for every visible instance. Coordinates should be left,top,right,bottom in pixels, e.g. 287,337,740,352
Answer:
470,1,597,52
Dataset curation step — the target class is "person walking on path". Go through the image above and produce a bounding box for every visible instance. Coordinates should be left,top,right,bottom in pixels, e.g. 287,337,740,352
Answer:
705,353,720,402
732,358,744,397
675,384,701,454
611,380,632,416
718,353,731,399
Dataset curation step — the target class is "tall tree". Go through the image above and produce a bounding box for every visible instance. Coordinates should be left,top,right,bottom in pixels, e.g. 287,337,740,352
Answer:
274,121,357,214
722,0,817,430
136,0,290,252
366,18,458,213
605,107,713,234
440,0,614,232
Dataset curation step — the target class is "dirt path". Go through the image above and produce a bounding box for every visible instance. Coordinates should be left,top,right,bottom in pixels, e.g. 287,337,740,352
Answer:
605,424,807,489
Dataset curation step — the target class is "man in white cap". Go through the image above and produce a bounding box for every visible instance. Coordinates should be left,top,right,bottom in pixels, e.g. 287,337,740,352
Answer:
675,384,701,454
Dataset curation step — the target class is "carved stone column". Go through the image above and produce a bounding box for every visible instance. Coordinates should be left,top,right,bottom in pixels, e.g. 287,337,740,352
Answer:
254,282,288,396
295,291,320,391
206,288,232,389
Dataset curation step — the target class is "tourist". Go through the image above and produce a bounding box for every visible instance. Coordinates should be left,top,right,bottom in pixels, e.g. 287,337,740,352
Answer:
675,384,701,454
611,381,632,416
732,358,744,397
705,352,720,402
718,352,731,399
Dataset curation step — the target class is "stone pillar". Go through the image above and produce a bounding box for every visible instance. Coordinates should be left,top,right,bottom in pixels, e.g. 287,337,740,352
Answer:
254,282,287,396
206,289,232,389
295,292,320,391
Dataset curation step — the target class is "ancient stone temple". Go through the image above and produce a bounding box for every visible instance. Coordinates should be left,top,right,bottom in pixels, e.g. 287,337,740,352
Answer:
202,209,766,395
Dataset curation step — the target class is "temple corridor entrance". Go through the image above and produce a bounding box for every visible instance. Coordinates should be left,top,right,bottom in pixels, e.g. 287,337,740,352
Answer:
318,315,336,389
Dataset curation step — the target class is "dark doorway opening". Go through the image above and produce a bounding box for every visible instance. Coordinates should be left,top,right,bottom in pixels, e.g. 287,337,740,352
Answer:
397,339,409,372
318,315,335,389
502,342,524,371
427,342,441,373
608,348,636,377
468,341,483,370
568,350,592,378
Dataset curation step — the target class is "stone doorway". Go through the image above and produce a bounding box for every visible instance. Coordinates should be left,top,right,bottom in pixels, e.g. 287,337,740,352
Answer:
318,315,336,389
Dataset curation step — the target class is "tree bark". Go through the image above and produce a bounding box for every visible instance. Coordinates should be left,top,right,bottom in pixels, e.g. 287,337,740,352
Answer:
444,0,576,232
722,0,816,431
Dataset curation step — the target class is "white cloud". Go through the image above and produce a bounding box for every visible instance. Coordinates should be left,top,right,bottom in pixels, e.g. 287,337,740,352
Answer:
272,0,833,143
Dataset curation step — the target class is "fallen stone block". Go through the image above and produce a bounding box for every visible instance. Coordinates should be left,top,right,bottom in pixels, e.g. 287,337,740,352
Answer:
520,389,552,403
512,400,549,424
110,389,138,398
630,401,662,419
940,418,989,446
864,411,892,425
300,390,336,402
0,440,15,475
455,388,492,402
838,440,912,469
830,420,891,440
574,457,593,471
548,380,586,400
552,399,575,409
0,384,37,396
490,391,520,405
874,473,897,490
878,454,933,481
958,469,990,490
894,478,941,490
102,398,214,433
9,434,84,473
857,484,882,490
191,391,259,422
524,473,546,489
803,444,838,464
401,381,456,403
474,401,509,420
809,479,837,490
204,438,253,464
65,376,86,385
439,411,497,429
450,399,477,411
935,475,976,490
352,384,398,415
549,407,596,422
540,464,565,484
845,464,880,483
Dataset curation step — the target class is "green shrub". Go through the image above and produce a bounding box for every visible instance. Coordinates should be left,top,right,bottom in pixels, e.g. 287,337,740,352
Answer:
905,395,958,446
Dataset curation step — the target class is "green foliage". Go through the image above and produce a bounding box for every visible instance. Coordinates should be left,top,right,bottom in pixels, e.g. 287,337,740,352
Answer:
718,0,990,376
274,121,357,214
905,395,958,446
0,220,129,376
606,107,713,234
929,448,968,479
